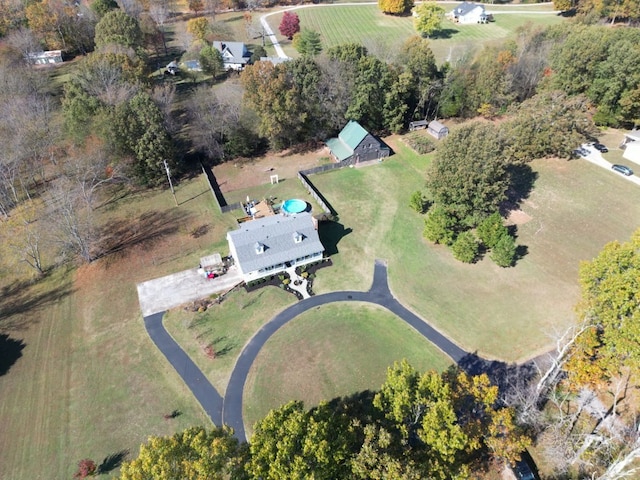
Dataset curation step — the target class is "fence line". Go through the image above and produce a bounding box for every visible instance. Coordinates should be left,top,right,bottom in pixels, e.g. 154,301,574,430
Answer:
201,163,241,214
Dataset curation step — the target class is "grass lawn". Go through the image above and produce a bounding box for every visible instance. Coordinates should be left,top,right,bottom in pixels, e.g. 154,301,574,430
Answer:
0,176,236,479
242,302,453,436
163,286,296,395
309,143,640,363
271,3,565,63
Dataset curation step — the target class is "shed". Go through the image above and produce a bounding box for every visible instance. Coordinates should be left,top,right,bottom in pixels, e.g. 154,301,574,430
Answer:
326,120,390,164
27,50,63,65
409,120,428,131
427,120,449,140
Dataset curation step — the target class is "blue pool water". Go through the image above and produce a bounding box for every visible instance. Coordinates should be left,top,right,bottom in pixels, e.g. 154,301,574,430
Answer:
282,198,308,214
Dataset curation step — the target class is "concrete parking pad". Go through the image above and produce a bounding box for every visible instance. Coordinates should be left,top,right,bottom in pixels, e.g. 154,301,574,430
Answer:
137,266,243,316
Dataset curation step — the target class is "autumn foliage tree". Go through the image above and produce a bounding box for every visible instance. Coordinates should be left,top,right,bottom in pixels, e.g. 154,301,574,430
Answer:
278,11,299,40
378,0,414,15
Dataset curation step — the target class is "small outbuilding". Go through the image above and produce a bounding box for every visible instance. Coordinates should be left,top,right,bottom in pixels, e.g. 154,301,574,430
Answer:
27,50,64,65
427,120,449,140
409,120,428,131
621,130,640,165
326,120,390,164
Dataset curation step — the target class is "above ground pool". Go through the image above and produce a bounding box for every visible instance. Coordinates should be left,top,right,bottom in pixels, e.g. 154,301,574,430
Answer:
281,198,308,214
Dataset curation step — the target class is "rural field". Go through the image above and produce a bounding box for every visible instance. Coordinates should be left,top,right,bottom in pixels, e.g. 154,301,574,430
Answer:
270,3,565,63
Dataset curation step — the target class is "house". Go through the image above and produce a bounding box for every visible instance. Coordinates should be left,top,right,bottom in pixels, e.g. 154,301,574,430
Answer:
226,211,324,282
447,2,489,24
427,120,449,139
212,41,251,71
26,50,63,65
621,131,640,165
326,120,391,164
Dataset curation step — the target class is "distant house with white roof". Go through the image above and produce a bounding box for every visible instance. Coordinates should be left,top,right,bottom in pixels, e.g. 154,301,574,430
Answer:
226,212,324,282
447,2,489,24
212,41,251,71
622,130,640,165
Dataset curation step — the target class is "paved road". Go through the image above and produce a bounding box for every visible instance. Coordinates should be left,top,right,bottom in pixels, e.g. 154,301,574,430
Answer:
579,143,640,186
222,260,468,441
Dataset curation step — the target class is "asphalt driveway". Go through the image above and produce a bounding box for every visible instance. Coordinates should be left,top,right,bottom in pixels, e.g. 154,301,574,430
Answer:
580,144,640,186
137,266,243,317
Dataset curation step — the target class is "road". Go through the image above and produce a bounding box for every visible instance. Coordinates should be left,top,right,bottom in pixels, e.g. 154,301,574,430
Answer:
578,143,640,186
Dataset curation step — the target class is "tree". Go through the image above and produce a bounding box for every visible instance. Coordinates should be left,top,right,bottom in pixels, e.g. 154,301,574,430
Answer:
199,45,224,77
409,190,428,214
413,3,445,38
378,0,414,15
292,29,322,57
188,0,204,15
249,400,355,480
119,426,249,479
0,199,47,275
452,231,478,263
426,122,509,226
564,229,640,386
490,232,517,268
346,55,393,132
94,10,143,50
113,92,174,185
476,211,508,249
423,205,457,245
278,11,299,40
397,36,439,120
90,0,119,18
187,16,210,42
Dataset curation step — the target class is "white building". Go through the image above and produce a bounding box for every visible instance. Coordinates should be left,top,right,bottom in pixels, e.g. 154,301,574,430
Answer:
212,41,251,71
447,2,489,24
226,212,324,282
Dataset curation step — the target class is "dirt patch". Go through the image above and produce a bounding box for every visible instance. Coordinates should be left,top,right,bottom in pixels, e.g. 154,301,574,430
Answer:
506,208,532,225
212,147,330,193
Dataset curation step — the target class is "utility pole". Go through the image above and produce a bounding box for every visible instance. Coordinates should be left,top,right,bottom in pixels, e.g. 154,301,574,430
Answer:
163,159,178,206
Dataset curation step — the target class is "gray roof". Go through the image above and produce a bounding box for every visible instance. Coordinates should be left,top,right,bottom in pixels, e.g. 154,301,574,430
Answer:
428,120,448,132
213,41,250,65
451,2,484,16
227,212,323,273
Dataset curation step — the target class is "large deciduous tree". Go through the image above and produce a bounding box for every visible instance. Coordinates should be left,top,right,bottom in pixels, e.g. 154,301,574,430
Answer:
378,0,414,15
119,426,249,479
426,121,509,227
278,11,299,40
413,2,445,38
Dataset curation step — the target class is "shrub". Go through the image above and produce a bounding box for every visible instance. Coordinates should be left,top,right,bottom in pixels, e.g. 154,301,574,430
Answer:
452,231,479,263
423,205,457,245
283,278,290,285
476,211,507,249
409,190,428,214
73,459,97,479
491,233,517,267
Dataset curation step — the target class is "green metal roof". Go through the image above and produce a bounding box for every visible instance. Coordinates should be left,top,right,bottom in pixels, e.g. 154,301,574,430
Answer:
326,137,353,162
339,120,368,150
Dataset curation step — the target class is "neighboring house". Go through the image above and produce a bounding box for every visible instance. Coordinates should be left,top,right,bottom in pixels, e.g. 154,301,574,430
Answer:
447,2,489,24
621,131,640,165
212,41,251,71
226,212,324,282
427,120,449,139
326,120,391,164
26,50,63,65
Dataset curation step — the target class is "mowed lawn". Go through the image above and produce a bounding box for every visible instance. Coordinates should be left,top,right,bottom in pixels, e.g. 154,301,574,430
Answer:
309,140,640,362
272,3,565,63
243,302,452,435
0,177,237,479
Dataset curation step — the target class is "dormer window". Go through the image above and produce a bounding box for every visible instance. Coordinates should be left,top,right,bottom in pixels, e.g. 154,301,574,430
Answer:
293,232,304,244
255,242,265,254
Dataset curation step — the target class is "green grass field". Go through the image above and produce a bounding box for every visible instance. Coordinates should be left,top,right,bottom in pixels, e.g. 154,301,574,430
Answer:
271,3,565,63
242,302,452,435
309,140,640,362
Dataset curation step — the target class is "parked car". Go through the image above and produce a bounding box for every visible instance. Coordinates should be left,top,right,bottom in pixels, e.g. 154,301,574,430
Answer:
574,147,589,157
511,455,539,480
612,164,634,176
593,142,608,153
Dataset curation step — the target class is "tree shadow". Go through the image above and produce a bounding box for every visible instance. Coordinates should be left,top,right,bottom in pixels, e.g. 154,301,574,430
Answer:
324,389,380,423
96,209,190,259
502,163,538,214
0,334,26,376
430,28,459,40
318,221,352,256
456,352,538,399
0,278,75,330
97,449,129,474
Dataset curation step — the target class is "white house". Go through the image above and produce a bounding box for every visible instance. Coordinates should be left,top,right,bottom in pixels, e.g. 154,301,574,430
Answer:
621,131,640,165
26,50,64,65
212,41,251,71
447,2,489,24
226,212,324,282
